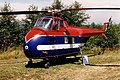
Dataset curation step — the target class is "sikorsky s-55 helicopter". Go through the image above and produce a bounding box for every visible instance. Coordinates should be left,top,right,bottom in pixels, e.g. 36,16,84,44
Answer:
0,8,119,68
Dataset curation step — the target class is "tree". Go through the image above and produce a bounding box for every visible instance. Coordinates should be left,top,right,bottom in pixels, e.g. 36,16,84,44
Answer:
106,23,120,48
51,0,64,9
42,0,90,26
62,1,90,26
20,4,39,40
25,4,39,27
0,2,20,51
23,0,90,29
84,23,120,53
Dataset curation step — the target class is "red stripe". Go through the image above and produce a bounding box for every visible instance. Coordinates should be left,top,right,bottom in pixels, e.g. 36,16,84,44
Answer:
25,28,45,42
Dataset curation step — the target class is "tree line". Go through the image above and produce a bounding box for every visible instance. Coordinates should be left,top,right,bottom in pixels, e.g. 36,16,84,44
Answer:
0,0,119,52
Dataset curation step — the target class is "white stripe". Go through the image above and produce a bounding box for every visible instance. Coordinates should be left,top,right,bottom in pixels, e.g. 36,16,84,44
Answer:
37,43,85,50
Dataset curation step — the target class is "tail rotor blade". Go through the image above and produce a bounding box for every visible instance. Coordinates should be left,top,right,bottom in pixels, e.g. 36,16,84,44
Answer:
109,16,112,22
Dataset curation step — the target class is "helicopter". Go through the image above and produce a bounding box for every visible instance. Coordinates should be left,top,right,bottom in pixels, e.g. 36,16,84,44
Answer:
0,8,119,68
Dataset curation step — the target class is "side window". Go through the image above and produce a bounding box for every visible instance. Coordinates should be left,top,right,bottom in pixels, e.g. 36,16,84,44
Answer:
64,37,75,44
60,20,66,28
72,37,75,43
52,20,58,30
64,37,68,43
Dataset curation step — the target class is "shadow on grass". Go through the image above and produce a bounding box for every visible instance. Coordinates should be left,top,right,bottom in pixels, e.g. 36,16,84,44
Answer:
25,57,82,68
86,64,120,67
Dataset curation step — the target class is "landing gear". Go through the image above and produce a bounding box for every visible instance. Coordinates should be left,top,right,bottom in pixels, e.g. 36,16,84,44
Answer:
79,47,83,64
28,59,32,65
44,58,50,68
25,58,32,68
45,62,50,68
79,47,89,65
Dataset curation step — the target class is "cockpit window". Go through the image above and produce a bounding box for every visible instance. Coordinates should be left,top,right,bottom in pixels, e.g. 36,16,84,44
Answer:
34,18,52,30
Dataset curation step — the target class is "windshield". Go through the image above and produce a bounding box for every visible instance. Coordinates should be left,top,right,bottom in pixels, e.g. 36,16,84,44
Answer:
34,18,52,30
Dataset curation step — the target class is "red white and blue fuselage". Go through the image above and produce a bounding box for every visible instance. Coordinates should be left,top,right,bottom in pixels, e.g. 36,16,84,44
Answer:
23,16,108,59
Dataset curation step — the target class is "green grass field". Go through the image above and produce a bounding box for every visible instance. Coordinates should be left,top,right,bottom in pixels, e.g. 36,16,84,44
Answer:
0,49,120,80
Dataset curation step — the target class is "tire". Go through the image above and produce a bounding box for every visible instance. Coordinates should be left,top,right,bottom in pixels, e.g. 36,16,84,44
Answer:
45,62,50,68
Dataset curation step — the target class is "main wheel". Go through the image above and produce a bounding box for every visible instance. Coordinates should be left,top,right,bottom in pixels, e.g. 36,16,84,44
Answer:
45,62,50,68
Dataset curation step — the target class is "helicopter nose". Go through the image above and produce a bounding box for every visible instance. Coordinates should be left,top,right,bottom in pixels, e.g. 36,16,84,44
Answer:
23,28,49,58
24,34,42,58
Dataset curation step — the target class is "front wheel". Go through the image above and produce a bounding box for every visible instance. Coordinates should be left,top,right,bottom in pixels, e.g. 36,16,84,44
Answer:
28,60,32,65
25,59,32,68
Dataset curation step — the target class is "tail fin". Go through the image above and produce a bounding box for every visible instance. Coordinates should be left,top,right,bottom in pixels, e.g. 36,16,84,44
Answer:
102,16,112,31
101,17,112,40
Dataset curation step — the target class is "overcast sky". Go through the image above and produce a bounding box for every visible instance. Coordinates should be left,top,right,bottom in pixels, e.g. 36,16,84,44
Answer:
0,0,120,24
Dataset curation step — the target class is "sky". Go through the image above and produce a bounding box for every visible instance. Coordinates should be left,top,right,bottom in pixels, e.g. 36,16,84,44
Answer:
0,0,120,24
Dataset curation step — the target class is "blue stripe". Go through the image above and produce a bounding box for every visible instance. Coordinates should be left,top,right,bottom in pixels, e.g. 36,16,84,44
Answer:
24,36,89,58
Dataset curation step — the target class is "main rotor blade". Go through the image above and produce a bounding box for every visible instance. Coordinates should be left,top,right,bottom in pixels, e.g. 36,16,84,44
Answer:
62,8,120,11
0,11,48,15
0,8,120,15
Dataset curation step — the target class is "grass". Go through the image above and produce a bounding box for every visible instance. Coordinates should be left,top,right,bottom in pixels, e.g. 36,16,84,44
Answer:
0,49,120,80
0,47,25,60
88,49,120,63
